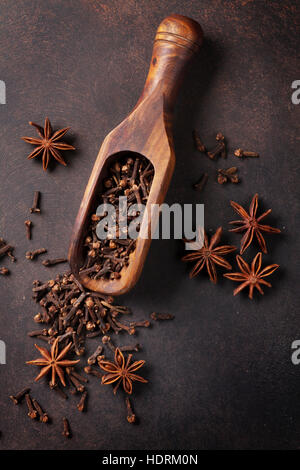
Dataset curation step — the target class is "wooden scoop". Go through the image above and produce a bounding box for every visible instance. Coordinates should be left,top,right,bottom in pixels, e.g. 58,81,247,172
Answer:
69,14,203,295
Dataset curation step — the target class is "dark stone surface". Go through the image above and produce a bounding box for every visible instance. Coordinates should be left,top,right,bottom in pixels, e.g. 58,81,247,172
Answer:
0,0,299,450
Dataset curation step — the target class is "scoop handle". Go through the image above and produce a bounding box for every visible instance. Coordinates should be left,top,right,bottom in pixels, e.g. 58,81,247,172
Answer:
139,14,203,111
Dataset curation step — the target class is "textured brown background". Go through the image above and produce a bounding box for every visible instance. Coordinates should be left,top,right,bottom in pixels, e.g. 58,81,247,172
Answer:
0,0,299,450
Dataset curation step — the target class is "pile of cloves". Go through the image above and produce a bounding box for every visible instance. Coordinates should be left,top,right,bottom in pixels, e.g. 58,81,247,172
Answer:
30,271,146,352
7,161,174,431
23,270,170,425
80,154,154,281
7,182,175,429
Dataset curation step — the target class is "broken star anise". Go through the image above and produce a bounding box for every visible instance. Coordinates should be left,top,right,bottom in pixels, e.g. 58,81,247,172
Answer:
181,226,236,284
229,193,281,254
22,117,75,170
224,252,279,299
26,337,80,387
99,348,148,395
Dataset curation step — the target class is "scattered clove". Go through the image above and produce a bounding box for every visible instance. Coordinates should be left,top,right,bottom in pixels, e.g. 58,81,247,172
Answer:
87,345,103,365
68,373,85,392
216,132,227,158
125,396,136,424
30,191,41,213
24,220,32,240
28,328,48,337
42,258,68,267
192,129,206,153
9,387,31,405
0,267,9,275
150,312,175,321
193,173,208,192
25,393,37,419
32,398,49,423
77,391,87,412
62,417,71,438
120,343,141,352
26,248,47,260
234,148,259,158
206,132,227,159
130,320,150,328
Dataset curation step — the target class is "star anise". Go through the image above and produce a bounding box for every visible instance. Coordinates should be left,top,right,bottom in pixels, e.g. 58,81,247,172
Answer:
224,252,279,299
99,348,148,395
229,193,281,254
26,337,80,387
181,226,236,283
22,117,75,170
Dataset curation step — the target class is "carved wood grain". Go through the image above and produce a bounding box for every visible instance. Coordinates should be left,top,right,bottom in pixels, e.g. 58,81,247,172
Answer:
68,14,203,295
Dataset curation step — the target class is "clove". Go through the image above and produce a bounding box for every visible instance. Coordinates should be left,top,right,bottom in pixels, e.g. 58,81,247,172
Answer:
42,258,68,267
192,129,206,153
234,148,259,158
9,387,31,405
0,267,9,275
120,343,141,352
30,191,41,213
28,328,48,337
24,220,32,240
62,417,71,438
125,397,136,424
87,345,103,365
102,335,116,352
68,373,85,393
26,248,47,260
193,173,208,192
77,391,87,412
207,141,225,160
25,393,37,419
130,320,150,328
150,312,174,321
216,132,227,158
32,398,49,423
